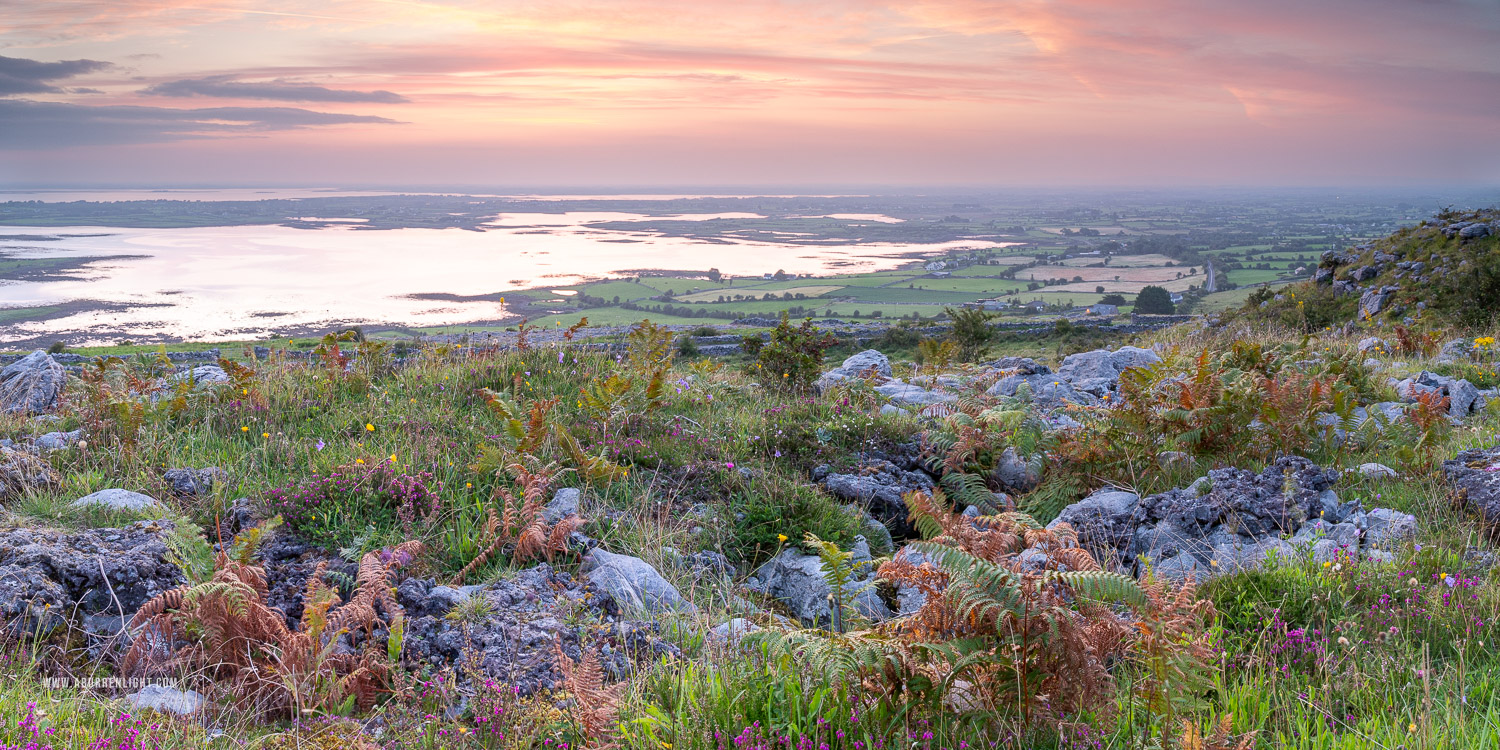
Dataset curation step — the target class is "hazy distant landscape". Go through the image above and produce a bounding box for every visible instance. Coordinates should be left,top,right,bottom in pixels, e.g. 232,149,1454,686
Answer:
4,187,1493,347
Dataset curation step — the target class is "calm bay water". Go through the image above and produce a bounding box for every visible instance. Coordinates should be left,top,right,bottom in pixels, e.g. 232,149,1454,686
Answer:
0,209,995,344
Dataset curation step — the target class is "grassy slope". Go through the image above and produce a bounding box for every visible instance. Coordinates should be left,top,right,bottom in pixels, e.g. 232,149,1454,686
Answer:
6,262,1500,747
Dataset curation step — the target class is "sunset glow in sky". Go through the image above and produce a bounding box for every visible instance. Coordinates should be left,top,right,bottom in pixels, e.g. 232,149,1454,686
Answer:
2,0,1497,186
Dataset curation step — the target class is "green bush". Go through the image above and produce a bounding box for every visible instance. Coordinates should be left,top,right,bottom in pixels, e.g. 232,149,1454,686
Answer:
748,315,838,391
720,472,862,565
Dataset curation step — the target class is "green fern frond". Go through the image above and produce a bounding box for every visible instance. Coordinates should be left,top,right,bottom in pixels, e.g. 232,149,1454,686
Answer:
1043,570,1147,607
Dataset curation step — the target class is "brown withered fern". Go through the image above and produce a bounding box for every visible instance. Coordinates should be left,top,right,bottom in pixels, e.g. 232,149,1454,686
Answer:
1179,714,1258,750
749,488,1216,734
124,521,422,718
449,463,583,585
553,639,625,748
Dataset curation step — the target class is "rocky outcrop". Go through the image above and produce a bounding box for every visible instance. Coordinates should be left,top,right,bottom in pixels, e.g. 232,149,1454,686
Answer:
580,549,694,615
0,520,183,638
0,351,66,415
817,459,934,538
1359,286,1397,319
985,346,1160,408
1395,371,1485,418
815,350,892,391
397,564,680,693
125,686,205,717
814,349,956,408
1445,446,1500,526
991,447,1040,494
1052,456,1416,581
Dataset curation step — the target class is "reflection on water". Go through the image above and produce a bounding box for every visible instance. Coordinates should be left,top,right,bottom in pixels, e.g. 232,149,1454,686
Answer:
0,212,994,343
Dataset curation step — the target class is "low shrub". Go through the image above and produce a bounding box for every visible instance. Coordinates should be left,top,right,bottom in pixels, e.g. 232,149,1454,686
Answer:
720,472,864,565
748,316,838,391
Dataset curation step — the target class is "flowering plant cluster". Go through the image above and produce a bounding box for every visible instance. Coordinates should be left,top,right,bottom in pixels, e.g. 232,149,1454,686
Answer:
266,463,443,543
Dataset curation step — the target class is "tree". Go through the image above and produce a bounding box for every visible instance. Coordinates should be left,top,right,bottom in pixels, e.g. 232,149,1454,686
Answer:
1095,285,1105,294
773,269,788,281
1100,294,1127,306
1135,285,1176,314
707,268,722,283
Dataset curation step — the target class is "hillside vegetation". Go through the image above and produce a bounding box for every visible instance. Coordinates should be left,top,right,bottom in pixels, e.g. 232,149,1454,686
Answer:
0,215,1498,749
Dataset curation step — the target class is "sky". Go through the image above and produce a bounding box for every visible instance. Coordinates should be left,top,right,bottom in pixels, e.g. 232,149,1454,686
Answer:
1,0,1497,187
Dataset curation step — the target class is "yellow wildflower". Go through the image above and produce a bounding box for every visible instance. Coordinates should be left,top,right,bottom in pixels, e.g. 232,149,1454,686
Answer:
240,426,249,432
356,458,365,464
777,534,788,543
366,423,375,431
262,432,270,438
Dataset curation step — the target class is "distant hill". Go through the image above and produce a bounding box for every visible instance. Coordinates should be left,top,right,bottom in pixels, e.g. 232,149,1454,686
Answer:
1239,207,1498,330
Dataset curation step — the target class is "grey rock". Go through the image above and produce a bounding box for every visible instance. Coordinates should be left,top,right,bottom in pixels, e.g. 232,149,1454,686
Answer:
1460,223,1492,240
1153,554,1204,583
858,510,894,555
173,365,229,386
816,349,891,390
1210,539,1295,575
987,357,1050,376
746,539,888,628
1354,462,1398,479
163,467,227,496
395,563,681,694
125,685,205,717
1110,346,1161,371
878,404,910,417
1157,451,1193,471
820,460,933,538
33,430,83,452
1363,508,1417,549
707,617,761,645
991,447,1040,494
875,381,957,407
1445,446,1500,525
543,488,581,524
0,445,62,501
1359,287,1393,318
838,349,892,378
1051,489,1140,566
1357,337,1388,353
1395,371,1483,417
581,549,693,615
72,488,159,512
0,351,66,415
892,548,931,616
1438,339,1473,361
0,520,183,640
1056,350,1117,382
423,585,471,614
685,550,733,578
